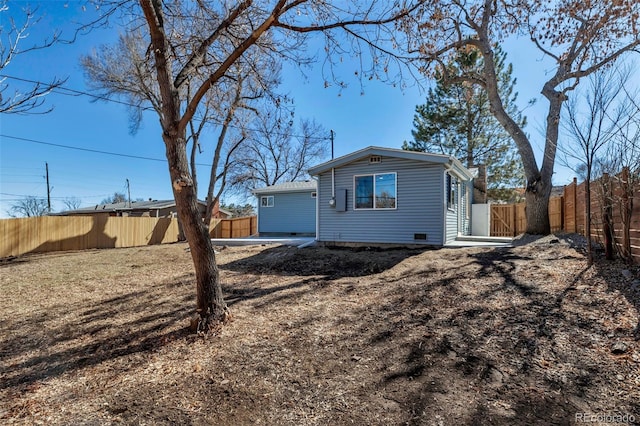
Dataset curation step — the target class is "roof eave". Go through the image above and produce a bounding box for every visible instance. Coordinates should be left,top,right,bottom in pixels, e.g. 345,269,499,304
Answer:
308,146,452,175
446,157,475,180
252,188,316,195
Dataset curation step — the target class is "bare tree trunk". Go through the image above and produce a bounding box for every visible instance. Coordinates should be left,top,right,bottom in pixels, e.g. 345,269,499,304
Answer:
165,131,227,329
524,182,551,235
481,42,553,234
141,0,228,331
620,167,632,261
598,173,615,261
585,176,594,265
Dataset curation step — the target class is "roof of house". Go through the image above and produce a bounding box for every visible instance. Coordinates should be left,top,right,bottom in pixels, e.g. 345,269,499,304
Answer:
58,199,205,215
217,207,233,217
308,146,474,180
252,180,317,195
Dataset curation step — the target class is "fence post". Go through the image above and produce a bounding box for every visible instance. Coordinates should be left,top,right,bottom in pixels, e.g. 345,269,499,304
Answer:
574,178,579,233
512,204,517,237
560,195,565,232
563,178,578,234
601,173,614,260
620,167,632,260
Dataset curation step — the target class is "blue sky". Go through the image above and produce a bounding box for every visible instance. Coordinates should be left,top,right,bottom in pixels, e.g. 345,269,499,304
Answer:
0,1,597,217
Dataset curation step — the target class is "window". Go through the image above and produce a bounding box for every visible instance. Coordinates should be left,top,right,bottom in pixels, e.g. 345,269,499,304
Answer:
354,173,396,209
260,196,274,208
446,174,458,210
311,191,317,198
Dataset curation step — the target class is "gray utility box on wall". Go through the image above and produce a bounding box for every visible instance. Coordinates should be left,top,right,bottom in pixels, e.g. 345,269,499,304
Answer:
336,188,347,212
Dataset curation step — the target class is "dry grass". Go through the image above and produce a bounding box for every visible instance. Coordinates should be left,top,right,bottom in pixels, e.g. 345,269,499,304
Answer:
0,236,639,425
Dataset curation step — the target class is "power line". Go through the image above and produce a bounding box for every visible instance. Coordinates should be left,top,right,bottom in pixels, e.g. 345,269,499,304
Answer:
0,167,44,171
0,133,326,172
0,133,213,167
0,192,113,200
1,74,155,111
0,74,331,141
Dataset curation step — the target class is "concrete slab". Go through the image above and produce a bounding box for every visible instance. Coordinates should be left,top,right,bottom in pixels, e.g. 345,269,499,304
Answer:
211,237,315,248
211,236,510,249
446,235,513,247
445,240,513,247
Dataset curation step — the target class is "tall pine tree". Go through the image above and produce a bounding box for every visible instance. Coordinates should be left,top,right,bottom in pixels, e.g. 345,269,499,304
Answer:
403,46,526,202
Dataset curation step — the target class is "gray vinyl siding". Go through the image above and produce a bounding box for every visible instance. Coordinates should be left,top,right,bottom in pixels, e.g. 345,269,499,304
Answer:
317,156,445,245
445,209,458,243
257,191,316,235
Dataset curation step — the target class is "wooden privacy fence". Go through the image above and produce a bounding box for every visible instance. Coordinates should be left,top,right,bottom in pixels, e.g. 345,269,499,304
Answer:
490,204,519,237
209,216,257,239
1,214,258,258
490,169,639,263
490,197,563,237
576,170,640,264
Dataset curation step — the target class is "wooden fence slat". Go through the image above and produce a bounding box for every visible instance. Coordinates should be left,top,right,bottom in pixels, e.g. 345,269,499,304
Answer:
491,170,639,263
208,216,256,239
490,205,515,237
1,215,257,257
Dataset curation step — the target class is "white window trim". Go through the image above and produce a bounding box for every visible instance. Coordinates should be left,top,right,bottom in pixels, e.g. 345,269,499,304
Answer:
260,195,274,208
447,173,458,211
465,185,471,220
353,172,398,210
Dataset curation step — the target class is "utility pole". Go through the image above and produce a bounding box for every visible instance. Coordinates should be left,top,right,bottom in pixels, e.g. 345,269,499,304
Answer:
126,178,131,208
45,162,51,213
330,129,335,159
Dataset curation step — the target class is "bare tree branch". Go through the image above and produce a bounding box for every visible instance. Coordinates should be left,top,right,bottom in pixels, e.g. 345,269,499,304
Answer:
0,2,66,114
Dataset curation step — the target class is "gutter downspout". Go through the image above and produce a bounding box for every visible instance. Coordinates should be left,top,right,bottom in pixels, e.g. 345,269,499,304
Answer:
442,168,448,246
313,176,319,242
328,167,336,208
332,168,335,199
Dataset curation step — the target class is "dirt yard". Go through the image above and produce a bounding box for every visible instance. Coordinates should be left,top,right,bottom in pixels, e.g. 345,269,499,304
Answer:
1,235,639,425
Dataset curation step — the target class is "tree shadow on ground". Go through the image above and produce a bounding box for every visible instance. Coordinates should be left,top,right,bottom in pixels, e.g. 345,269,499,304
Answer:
4,237,638,424
220,245,429,279
341,242,639,425
555,232,639,338
221,275,321,308
0,267,329,395
594,258,640,339
0,276,196,392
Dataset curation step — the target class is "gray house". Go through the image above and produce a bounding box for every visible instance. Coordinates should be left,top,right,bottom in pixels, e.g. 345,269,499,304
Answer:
56,199,204,218
56,199,233,219
308,146,474,246
252,181,317,236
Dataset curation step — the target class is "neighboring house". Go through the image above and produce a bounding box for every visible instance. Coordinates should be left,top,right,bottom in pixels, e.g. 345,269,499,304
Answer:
213,206,233,219
57,199,193,218
56,200,207,217
58,198,229,219
252,181,317,236
308,146,475,246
